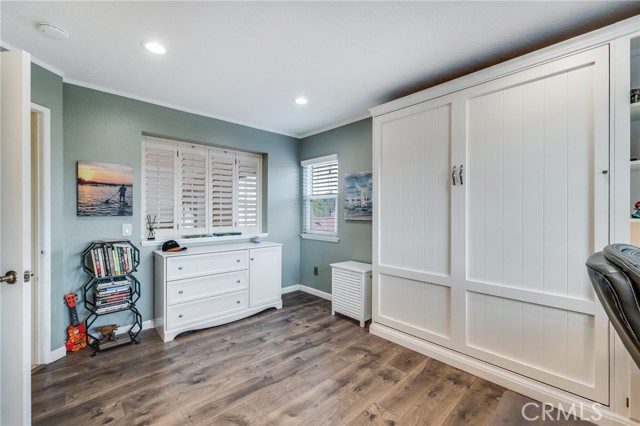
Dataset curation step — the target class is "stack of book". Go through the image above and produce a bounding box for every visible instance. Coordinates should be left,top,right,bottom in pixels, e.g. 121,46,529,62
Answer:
89,243,135,278
94,278,131,314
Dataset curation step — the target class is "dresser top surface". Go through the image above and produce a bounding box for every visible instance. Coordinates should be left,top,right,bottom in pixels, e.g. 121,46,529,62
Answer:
154,241,281,258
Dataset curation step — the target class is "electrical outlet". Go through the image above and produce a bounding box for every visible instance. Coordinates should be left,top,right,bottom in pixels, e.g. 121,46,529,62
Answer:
314,266,318,276
122,223,132,236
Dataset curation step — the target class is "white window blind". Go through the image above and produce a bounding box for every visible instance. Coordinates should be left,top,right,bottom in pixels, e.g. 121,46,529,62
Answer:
210,148,235,229
144,142,175,234
236,154,260,232
302,155,338,236
142,136,262,240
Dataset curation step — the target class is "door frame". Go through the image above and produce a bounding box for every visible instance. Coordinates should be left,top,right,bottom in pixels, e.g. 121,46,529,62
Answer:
30,102,52,365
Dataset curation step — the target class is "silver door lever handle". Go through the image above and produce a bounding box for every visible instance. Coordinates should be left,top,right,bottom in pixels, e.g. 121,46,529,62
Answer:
0,270,17,284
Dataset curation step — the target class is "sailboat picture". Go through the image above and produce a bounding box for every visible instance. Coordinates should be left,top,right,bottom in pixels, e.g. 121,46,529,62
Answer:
77,161,133,216
344,171,372,221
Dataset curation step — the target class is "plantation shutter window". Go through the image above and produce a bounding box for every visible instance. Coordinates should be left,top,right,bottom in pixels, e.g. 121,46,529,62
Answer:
143,141,176,236
302,154,339,238
142,136,262,240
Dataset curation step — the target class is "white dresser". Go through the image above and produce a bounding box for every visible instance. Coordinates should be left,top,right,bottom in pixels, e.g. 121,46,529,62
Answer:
154,242,282,342
330,261,372,327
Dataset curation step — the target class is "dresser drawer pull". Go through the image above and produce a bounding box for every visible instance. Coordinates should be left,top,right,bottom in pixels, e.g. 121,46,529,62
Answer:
178,266,183,270
237,259,241,262
236,300,241,304
237,280,241,283
250,258,254,261
178,314,183,318
178,290,184,294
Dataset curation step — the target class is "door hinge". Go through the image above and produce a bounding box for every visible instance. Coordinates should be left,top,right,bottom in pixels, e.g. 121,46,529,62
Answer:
627,397,630,408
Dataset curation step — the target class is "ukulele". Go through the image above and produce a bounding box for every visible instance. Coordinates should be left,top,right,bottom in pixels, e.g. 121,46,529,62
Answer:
64,293,87,352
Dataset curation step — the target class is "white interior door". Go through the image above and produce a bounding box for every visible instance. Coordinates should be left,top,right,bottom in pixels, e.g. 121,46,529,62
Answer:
0,50,32,426
460,45,610,403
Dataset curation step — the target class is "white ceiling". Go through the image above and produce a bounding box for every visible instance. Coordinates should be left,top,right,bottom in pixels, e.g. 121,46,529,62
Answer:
1,1,639,138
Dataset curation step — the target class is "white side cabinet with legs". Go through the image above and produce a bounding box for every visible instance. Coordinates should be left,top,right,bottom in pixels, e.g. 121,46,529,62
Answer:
154,242,282,342
330,261,372,327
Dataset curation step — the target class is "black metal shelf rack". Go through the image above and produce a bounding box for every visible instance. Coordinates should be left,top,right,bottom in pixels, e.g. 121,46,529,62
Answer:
81,239,142,356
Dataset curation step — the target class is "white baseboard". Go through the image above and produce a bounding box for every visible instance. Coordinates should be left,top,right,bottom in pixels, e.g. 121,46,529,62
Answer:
48,346,66,363
298,285,332,301
280,284,332,301
370,322,638,426
142,319,155,331
281,284,300,294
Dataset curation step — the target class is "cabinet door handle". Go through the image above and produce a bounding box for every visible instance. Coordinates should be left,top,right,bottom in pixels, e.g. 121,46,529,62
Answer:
452,165,457,186
178,290,183,294
178,314,183,318
236,300,241,304
459,164,464,185
236,280,241,283
178,266,183,270
236,259,241,262
250,258,254,261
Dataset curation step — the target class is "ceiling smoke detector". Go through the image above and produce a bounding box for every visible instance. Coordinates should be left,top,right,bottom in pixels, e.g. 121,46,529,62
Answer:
35,23,68,40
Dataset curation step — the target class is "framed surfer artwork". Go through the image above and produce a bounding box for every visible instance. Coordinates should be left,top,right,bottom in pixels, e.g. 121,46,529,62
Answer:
77,161,133,216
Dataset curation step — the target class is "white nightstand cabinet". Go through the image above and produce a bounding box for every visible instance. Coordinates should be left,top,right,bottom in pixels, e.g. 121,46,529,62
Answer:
154,242,282,342
330,261,372,327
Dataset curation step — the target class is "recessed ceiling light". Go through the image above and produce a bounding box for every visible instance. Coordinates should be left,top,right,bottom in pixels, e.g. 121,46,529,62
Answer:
144,41,166,55
294,97,308,105
35,23,68,40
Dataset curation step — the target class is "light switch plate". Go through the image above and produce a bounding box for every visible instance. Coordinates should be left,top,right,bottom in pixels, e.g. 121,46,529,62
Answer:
122,223,132,236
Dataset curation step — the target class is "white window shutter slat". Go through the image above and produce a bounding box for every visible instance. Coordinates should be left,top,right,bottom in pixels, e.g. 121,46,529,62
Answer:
179,145,208,231
144,142,176,232
210,149,235,229
236,153,260,232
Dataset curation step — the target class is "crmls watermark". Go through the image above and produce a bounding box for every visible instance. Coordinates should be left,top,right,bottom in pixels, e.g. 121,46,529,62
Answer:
521,401,603,422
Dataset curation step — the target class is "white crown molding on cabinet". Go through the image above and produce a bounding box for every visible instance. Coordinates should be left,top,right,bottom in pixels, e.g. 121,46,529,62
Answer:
370,14,640,117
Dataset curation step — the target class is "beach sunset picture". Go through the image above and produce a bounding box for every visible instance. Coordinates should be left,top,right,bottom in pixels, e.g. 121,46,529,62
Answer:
77,161,133,216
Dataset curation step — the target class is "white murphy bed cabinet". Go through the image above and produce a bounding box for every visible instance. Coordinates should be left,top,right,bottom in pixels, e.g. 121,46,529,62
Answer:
371,16,640,425
154,242,282,342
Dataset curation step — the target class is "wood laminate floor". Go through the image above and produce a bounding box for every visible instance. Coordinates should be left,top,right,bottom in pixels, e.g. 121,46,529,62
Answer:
32,291,506,426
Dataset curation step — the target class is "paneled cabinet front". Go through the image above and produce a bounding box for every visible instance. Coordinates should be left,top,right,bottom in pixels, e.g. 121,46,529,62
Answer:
373,45,610,403
155,242,282,342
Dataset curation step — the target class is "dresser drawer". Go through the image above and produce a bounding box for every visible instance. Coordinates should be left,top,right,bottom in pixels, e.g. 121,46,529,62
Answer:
167,291,248,330
167,270,248,306
166,250,248,281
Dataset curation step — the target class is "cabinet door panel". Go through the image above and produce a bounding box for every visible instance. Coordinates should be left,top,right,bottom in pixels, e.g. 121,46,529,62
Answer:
463,45,610,403
249,246,281,307
378,274,451,344
376,100,452,280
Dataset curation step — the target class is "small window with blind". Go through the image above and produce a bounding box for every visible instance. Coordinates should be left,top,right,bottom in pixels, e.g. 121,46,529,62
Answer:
142,136,262,240
301,154,339,242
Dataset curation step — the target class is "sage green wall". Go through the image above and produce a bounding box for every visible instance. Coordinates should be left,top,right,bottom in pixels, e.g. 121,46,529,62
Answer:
62,84,301,341
31,64,64,351
299,118,372,293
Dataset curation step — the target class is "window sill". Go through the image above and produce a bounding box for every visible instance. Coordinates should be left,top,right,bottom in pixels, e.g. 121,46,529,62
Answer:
300,234,340,243
140,233,269,248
